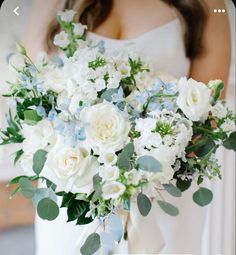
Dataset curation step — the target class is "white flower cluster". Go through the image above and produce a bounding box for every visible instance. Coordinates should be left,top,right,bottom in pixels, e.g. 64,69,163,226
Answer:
133,109,192,189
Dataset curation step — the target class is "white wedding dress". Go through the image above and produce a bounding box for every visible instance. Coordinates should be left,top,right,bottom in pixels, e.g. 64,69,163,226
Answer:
35,17,209,255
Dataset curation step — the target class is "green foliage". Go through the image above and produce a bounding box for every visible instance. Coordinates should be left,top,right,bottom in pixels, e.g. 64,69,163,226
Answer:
88,57,106,70
192,187,213,206
163,183,182,197
92,174,102,202
117,143,134,170
14,149,24,165
176,178,191,192
80,233,101,255
18,177,35,198
32,149,48,175
223,132,236,151
0,110,24,145
32,188,57,207
137,192,152,216
37,197,59,221
23,109,42,125
137,155,162,172
157,200,179,216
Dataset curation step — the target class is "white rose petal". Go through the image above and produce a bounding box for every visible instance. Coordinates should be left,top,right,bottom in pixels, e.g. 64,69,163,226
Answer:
80,102,130,154
177,77,211,121
102,181,126,200
54,31,70,48
42,135,99,194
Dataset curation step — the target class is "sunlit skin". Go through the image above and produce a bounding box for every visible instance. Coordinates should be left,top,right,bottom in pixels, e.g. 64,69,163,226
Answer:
25,0,230,98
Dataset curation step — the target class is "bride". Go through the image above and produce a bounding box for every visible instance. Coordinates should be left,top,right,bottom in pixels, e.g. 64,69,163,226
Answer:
25,0,231,254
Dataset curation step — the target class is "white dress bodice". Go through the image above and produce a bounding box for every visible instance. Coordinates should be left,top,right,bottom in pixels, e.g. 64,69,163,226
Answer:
87,19,190,79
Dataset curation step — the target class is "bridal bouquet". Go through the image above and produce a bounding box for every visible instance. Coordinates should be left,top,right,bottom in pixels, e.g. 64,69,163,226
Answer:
1,10,235,255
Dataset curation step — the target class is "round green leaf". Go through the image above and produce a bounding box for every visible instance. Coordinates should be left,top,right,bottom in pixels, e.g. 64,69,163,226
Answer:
137,192,152,216
32,188,57,207
18,177,35,198
137,155,162,172
193,187,213,206
37,197,59,221
33,149,48,175
163,183,182,197
157,200,179,216
176,178,191,192
80,233,101,255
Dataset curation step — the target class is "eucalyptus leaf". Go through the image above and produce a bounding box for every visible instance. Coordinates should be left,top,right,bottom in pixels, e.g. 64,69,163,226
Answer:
137,192,152,216
137,155,162,172
18,177,35,198
37,197,59,221
108,214,123,242
223,132,236,151
32,188,57,207
192,187,213,206
163,183,182,197
176,178,191,192
32,149,48,175
157,200,179,216
101,88,118,102
80,233,101,255
117,143,134,170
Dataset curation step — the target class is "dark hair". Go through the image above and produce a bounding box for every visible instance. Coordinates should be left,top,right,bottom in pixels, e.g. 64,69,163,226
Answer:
46,0,208,59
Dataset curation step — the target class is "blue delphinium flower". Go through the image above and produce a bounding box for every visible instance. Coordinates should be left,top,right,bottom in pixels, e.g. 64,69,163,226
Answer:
111,87,124,103
36,105,47,117
164,81,177,95
48,107,57,121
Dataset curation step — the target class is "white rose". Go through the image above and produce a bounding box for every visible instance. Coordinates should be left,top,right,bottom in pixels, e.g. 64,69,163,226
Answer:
99,165,119,181
102,181,126,200
54,31,70,48
8,53,26,70
177,77,211,121
80,102,130,154
57,10,76,22
21,119,56,154
73,23,86,35
42,136,99,194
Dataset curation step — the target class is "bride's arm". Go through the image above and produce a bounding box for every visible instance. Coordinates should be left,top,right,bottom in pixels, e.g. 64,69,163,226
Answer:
24,0,65,59
190,0,231,97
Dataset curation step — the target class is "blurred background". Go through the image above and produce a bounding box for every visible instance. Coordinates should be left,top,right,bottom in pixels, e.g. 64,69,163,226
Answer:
0,1,235,255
